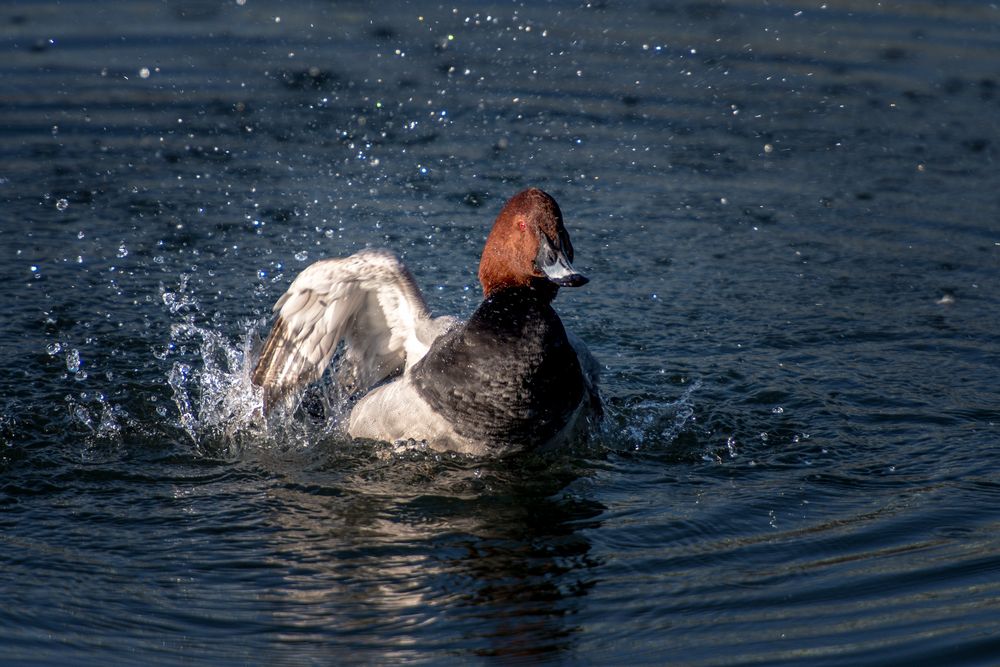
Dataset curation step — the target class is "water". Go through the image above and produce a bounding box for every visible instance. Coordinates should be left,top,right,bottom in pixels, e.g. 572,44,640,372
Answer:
2,1,1000,664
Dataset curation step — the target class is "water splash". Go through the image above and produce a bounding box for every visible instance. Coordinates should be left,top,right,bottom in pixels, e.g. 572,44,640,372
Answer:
602,379,702,453
65,348,81,373
63,390,139,460
163,319,350,455
166,322,268,446
157,272,266,449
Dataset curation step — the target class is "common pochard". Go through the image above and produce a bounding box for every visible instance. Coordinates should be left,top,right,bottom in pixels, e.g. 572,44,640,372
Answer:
251,187,601,454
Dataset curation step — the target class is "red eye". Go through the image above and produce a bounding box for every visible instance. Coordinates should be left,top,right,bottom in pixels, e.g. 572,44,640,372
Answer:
518,219,526,231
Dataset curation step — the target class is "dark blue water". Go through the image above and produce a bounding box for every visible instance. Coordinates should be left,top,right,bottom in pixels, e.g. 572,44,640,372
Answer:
3,1,1000,664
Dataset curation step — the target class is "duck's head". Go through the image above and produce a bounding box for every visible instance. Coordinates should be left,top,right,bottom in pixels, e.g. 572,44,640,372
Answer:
478,188,588,298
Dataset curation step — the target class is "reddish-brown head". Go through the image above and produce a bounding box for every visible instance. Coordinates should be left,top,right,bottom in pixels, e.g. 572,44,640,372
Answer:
478,188,588,298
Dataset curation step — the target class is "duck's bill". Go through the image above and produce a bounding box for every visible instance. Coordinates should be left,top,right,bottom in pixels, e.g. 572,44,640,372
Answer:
551,272,589,287
537,238,589,287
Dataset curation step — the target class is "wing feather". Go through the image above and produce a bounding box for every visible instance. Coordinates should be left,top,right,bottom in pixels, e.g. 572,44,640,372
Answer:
251,249,446,413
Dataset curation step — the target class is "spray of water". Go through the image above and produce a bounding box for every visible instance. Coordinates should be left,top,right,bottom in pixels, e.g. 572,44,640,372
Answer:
599,379,703,453
166,323,264,442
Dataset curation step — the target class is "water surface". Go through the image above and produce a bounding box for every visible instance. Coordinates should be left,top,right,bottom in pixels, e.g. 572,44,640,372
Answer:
2,1,1000,664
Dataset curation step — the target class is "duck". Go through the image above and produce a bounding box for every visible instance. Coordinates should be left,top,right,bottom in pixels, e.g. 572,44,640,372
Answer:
250,187,601,455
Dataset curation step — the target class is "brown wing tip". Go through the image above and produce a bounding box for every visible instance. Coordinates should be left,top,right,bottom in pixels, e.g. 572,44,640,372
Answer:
252,317,289,415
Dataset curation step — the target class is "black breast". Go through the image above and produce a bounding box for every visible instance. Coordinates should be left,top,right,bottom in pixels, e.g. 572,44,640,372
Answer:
411,287,585,449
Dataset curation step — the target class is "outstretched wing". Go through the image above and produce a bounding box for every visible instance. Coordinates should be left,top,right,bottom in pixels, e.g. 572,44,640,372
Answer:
251,249,450,412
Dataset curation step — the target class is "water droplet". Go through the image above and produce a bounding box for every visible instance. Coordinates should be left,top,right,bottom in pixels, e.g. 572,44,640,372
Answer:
55,198,69,211
47,342,62,356
772,406,784,414
294,251,309,262
66,349,81,373
117,243,128,258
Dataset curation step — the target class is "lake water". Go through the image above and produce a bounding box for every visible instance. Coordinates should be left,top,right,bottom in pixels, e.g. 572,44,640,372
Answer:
2,1,1000,664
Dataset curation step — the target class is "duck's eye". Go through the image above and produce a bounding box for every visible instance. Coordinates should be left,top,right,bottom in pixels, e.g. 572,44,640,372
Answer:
518,219,526,231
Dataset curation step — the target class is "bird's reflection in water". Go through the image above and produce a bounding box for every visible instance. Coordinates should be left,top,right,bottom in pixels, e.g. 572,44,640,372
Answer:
259,443,605,661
